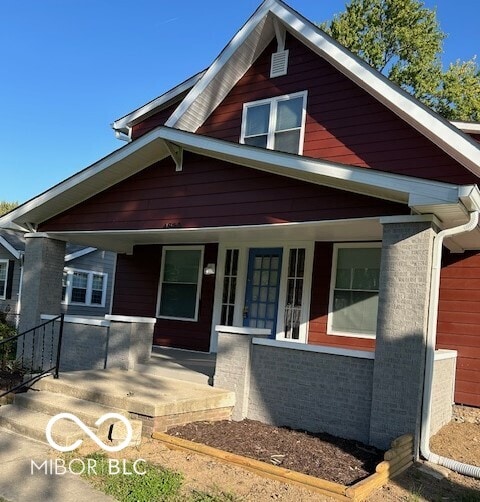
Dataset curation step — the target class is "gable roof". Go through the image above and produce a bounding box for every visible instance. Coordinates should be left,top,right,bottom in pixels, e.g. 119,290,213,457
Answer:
162,0,480,178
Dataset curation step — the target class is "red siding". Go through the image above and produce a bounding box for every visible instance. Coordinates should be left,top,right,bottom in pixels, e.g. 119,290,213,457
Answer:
438,250,480,407
131,102,179,139
196,35,477,184
308,242,375,351
112,243,217,352
39,153,408,232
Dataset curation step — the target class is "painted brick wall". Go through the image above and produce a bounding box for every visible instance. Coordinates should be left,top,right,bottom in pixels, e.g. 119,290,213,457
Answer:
247,345,374,443
430,354,456,436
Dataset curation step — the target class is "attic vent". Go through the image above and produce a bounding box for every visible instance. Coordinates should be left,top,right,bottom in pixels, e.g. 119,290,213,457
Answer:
270,50,289,78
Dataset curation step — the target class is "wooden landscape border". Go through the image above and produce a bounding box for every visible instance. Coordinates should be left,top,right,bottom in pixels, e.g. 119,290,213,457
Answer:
152,431,414,501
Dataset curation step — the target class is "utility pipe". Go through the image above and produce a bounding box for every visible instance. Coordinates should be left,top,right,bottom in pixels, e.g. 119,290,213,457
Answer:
420,210,480,478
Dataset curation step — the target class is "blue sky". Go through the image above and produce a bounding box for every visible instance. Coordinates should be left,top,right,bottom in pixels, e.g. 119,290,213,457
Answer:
1,0,478,204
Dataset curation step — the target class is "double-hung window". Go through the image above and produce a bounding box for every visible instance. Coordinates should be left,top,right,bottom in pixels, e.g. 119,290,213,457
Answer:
328,244,381,337
240,91,307,154
157,246,204,321
0,260,8,299
62,268,107,307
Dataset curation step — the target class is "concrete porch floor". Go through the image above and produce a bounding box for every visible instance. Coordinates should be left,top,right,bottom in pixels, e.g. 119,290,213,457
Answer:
137,346,217,385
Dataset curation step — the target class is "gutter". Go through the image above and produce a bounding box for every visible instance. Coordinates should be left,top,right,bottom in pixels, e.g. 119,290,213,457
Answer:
420,210,480,478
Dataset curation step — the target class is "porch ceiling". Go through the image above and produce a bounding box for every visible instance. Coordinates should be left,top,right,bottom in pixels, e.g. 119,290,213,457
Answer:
41,217,385,254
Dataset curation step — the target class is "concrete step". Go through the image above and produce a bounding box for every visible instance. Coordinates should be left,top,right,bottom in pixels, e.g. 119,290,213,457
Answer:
32,370,235,418
134,362,211,385
14,391,128,428
0,405,84,447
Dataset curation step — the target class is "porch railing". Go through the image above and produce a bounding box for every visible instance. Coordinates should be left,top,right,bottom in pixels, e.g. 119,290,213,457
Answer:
0,314,64,398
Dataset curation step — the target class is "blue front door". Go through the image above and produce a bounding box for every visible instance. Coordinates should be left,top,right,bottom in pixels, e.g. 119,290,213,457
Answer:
243,248,283,337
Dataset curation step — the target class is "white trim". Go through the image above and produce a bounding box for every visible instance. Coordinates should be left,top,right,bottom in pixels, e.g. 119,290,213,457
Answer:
156,245,204,322
112,70,206,132
215,325,271,336
40,314,110,327
252,337,375,360
327,242,382,339
434,349,458,361
64,246,97,262
0,259,9,300
62,267,108,308
0,236,21,260
451,121,480,134
105,314,157,324
240,91,308,155
380,215,441,226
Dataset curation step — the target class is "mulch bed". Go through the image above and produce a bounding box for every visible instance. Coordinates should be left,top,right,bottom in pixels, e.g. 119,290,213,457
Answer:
167,419,384,486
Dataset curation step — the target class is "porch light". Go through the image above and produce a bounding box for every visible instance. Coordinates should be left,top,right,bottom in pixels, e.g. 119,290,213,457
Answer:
204,263,216,276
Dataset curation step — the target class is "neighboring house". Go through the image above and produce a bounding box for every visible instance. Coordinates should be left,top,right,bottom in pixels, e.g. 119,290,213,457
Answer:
1,0,480,449
0,229,115,324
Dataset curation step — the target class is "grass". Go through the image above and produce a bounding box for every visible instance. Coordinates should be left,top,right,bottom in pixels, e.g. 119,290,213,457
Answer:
83,452,183,502
79,452,242,502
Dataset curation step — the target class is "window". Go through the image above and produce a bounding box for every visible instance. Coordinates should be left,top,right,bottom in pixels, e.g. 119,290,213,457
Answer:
157,246,204,321
0,260,8,299
62,268,107,307
283,248,305,340
240,91,307,154
328,244,381,337
220,249,239,326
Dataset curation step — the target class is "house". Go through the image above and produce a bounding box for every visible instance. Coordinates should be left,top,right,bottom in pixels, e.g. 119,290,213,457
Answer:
0,0,480,450
0,229,116,326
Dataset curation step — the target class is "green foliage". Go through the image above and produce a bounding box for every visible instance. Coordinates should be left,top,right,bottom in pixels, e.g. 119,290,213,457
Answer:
84,453,183,502
0,318,17,370
321,0,480,121
0,201,18,217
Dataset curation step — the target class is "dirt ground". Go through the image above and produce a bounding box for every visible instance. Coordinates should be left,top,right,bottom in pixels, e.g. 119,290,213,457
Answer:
77,405,480,501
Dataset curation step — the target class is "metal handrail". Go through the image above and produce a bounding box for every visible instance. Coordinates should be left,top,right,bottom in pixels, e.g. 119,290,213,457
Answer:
0,314,64,398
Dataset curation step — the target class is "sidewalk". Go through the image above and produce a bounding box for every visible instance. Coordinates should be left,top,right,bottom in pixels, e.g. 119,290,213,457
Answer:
0,427,114,502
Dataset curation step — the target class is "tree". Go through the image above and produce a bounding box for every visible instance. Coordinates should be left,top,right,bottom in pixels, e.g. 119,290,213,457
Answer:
321,0,480,121
0,201,18,216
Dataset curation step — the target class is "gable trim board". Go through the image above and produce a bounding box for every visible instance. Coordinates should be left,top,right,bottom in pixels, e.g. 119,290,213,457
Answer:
64,246,97,262
0,235,22,260
164,0,480,178
1,126,478,238
112,70,207,135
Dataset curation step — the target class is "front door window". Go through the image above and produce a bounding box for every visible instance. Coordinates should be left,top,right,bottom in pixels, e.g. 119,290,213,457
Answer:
243,248,283,335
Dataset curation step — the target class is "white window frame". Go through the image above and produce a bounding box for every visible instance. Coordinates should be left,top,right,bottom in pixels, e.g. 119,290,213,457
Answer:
327,242,382,339
156,245,204,322
240,91,308,155
62,267,108,307
0,259,9,300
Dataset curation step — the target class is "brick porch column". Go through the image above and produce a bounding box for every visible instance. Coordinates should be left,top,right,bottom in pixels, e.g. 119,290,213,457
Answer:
19,235,66,334
214,326,270,420
369,216,438,450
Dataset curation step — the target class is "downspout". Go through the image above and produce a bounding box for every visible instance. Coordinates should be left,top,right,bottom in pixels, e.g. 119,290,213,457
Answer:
420,209,480,478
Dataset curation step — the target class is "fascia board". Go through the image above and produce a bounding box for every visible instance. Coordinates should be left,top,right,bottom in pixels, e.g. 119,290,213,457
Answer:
451,121,480,134
64,246,97,262
0,236,21,260
112,70,206,132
